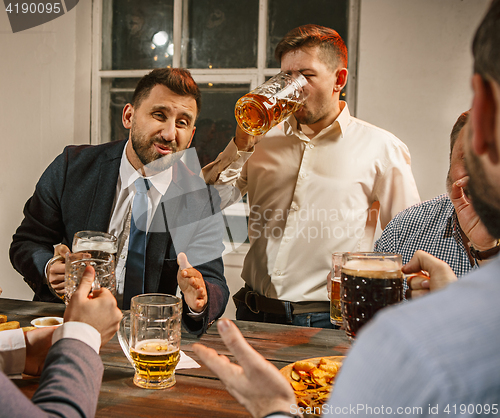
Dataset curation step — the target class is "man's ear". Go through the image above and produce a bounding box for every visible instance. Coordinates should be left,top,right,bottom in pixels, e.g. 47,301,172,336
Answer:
471,74,498,164
122,103,134,129
187,126,196,149
334,68,348,92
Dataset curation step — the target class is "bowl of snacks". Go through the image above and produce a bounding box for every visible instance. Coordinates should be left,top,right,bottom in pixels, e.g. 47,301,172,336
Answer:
280,356,344,416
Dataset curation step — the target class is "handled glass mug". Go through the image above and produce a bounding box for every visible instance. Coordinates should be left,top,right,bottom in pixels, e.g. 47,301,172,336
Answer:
118,294,182,389
64,251,116,305
72,230,118,256
330,252,349,326
234,71,308,136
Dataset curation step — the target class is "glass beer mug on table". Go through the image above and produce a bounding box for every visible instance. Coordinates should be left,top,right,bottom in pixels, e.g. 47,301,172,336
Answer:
330,252,348,326
64,251,116,305
234,71,308,136
340,252,404,341
118,294,182,389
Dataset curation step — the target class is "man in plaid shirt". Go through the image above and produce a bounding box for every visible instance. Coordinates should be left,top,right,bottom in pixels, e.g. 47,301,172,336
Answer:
375,111,498,297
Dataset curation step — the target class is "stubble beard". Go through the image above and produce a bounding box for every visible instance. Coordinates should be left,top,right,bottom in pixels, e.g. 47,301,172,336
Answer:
130,124,181,173
466,150,500,238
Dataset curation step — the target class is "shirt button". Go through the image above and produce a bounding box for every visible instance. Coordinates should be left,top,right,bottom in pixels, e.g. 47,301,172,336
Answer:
308,143,314,149
300,172,307,179
290,203,299,211
275,270,282,276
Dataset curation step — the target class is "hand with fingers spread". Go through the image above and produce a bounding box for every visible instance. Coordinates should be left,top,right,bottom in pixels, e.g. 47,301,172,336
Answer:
64,265,122,346
193,319,298,418
177,252,208,313
403,250,458,299
450,176,497,251
46,244,71,297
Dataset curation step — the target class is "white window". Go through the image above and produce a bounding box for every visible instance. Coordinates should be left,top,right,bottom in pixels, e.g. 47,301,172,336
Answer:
91,0,360,154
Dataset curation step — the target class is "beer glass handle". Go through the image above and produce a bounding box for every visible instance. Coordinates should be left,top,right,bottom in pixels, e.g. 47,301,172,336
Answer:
117,313,134,366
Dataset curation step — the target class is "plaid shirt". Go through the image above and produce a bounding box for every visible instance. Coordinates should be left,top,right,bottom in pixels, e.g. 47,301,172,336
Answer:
374,194,476,278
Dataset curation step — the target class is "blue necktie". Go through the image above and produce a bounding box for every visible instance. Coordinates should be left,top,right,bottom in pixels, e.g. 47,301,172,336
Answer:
123,178,150,309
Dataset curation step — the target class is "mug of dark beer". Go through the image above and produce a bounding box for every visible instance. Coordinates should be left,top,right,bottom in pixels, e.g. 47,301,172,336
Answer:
340,252,403,341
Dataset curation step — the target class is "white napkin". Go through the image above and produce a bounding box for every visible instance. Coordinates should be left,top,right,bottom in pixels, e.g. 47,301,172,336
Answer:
175,350,200,370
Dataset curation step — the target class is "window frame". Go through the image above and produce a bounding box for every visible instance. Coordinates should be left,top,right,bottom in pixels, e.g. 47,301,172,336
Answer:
91,0,360,145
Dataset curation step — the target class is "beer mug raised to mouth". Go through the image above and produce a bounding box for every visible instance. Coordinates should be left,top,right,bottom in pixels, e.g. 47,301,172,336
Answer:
234,71,308,136
340,253,404,341
118,294,182,389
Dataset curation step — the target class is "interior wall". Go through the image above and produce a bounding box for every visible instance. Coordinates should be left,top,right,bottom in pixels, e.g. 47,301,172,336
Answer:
357,0,489,201
0,3,92,300
0,0,491,302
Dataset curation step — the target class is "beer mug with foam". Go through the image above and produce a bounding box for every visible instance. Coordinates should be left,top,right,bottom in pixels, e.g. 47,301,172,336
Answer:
65,251,116,305
118,294,182,389
340,253,404,341
234,71,308,136
72,230,118,255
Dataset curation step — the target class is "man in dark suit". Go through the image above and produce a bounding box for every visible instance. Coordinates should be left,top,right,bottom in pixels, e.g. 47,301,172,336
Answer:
10,68,228,334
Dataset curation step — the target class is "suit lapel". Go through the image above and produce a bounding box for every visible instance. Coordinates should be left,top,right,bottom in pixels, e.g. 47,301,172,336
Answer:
86,142,125,231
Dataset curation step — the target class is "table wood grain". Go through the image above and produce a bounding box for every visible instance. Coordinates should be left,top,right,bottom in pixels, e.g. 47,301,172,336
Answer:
1,298,351,417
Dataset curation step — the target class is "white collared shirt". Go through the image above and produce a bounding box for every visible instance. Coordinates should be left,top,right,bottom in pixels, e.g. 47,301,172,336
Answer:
107,143,173,307
203,101,420,302
0,323,100,376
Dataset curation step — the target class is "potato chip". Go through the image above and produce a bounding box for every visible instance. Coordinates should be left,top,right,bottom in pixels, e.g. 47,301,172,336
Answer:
293,361,316,372
291,380,308,391
280,356,344,413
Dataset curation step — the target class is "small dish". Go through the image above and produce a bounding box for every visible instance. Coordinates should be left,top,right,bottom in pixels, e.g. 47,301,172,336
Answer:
31,316,64,328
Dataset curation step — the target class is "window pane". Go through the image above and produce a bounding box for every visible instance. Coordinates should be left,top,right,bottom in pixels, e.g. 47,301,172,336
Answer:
107,78,138,142
267,0,349,67
107,0,174,70
192,83,249,167
185,0,259,69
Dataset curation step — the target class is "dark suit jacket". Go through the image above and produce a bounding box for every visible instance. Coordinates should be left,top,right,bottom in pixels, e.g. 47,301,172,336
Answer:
10,140,228,334
1,338,102,417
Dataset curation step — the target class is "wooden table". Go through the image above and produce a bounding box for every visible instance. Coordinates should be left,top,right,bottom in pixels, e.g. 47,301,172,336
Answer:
2,298,351,417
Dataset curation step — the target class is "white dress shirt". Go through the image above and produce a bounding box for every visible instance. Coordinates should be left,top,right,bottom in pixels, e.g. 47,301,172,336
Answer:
107,144,173,308
203,101,420,303
0,323,100,376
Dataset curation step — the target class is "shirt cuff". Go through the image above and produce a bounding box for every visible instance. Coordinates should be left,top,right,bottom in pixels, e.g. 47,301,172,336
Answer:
53,322,102,354
186,302,208,321
0,328,26,376
230,138,254,166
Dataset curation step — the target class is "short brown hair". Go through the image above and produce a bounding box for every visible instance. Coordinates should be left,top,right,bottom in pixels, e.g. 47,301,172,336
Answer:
132,68,201,115
274,24,348,70
450,110,470,158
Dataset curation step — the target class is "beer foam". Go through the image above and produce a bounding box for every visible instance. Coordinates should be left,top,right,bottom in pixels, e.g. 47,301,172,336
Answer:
342,258,401,279
134,339,176,356
73,240,117,253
